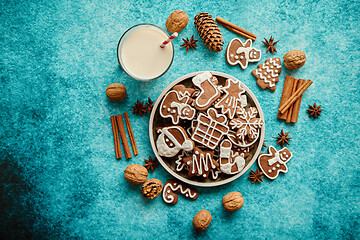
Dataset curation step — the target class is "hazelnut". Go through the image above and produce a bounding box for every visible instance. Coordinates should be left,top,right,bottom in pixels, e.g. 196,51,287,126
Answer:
222,191,244,212
165,10,189,33
106,83,127,101
141,178,163,199
124,164,148,185
283,50,306,70
193,209,212,231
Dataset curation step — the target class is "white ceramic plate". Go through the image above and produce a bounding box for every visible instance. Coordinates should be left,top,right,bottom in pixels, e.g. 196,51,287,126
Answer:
149,71,265,187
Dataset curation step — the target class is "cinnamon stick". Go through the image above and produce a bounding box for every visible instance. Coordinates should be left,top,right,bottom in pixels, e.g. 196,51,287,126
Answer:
216,16,257,41
110,115,122,159
286,79,299,123
277,76,296,120
124,112,138,156
279,80,313,114
290,79,306,123
115,114,132,159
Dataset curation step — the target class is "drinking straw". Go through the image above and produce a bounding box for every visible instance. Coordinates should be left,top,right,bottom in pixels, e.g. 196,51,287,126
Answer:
160,32,178,48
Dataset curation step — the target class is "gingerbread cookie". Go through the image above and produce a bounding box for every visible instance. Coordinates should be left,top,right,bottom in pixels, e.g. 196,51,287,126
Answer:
172,84,196,97
252,58,282,91
160,90,196,125
156,126,194,158
258,146,292,180
226,38,261,70
229,107,264,147
162,179,199,205
219,139,245,175
191,108,229,149
214,78,246,119
192,71,221,111
182,147,219,178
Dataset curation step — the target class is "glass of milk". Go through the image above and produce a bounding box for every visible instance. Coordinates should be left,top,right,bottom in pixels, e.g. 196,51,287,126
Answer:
117,24,174,81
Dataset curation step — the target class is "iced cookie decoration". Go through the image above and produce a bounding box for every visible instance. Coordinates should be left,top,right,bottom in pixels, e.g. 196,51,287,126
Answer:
252,58,282,91
229,107,264,147
160,90,196,124
226,38,261,70
258,146,292,180
214,78,246,119
172,84,196,97
182,147,219,178
219,139,245,175
156,126,194,158
192,108,229,149
192,71,221,111
162,179,199,205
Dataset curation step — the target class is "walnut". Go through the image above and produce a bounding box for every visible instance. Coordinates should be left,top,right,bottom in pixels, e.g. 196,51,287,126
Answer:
283,50,306,70
124,164,148,185
222,192,244,211
106,83,127,101
141,178,163,199
193,209,212,231
165,10,189,33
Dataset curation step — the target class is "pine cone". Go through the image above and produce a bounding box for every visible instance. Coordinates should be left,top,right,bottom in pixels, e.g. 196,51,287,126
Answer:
194,12,224,53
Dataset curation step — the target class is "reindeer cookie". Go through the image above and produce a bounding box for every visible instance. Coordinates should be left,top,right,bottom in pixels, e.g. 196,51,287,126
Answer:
226,38,261,70
192,71,221,111
258,146,292,179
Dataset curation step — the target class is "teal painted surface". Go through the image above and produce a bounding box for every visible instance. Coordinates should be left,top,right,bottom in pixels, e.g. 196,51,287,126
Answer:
1,0,359,239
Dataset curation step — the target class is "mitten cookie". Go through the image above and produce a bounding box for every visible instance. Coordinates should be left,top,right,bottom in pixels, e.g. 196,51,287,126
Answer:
252,58,282,91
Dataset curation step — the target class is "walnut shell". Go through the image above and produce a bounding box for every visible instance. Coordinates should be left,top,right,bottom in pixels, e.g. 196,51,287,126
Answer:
124,164,148,185
165,10,189,33
222,191,244,211
193,209,212,231
106,83,127,101
141,178,163,199
283,50,306,70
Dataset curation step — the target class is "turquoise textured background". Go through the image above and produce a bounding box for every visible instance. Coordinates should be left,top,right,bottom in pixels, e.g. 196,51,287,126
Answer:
1,0,359,239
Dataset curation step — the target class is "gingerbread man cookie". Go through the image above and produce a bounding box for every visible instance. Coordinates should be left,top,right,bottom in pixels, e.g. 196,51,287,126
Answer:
229,107,264,147
258,146,292,179
252,58,282,91
182,147,219,178
160,90,196,124
156,126,194,158
192,71,221,111
191,108,229,149
162,179,199,205
226,38,261,70
214,78,246,119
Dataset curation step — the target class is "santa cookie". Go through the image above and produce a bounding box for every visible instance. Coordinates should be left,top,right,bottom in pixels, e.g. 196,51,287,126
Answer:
252,58,282,91
226,38,261,70
182,147,219,178
156,126,194,158
160,90,196,124
258,146,292,179
192,71,221,111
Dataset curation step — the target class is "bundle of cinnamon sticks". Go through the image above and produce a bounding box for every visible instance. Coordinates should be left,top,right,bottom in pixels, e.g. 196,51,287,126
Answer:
110,112,138,159
216,16,257,41
277,76,313,123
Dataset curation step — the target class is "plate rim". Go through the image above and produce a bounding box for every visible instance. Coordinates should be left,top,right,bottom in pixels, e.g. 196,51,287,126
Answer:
148,71,265,187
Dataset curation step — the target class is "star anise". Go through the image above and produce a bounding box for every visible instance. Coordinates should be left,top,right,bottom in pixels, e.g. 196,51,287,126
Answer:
180,35,198,53
144,156,158,171
262,36,279,54
272,129,292,148
263,140,267,148
131,100,147,116
249,168,264,183
145,98,154,113
307,103,322,118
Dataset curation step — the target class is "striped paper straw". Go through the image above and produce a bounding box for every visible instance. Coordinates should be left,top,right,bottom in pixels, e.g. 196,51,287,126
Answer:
160,32,178,48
